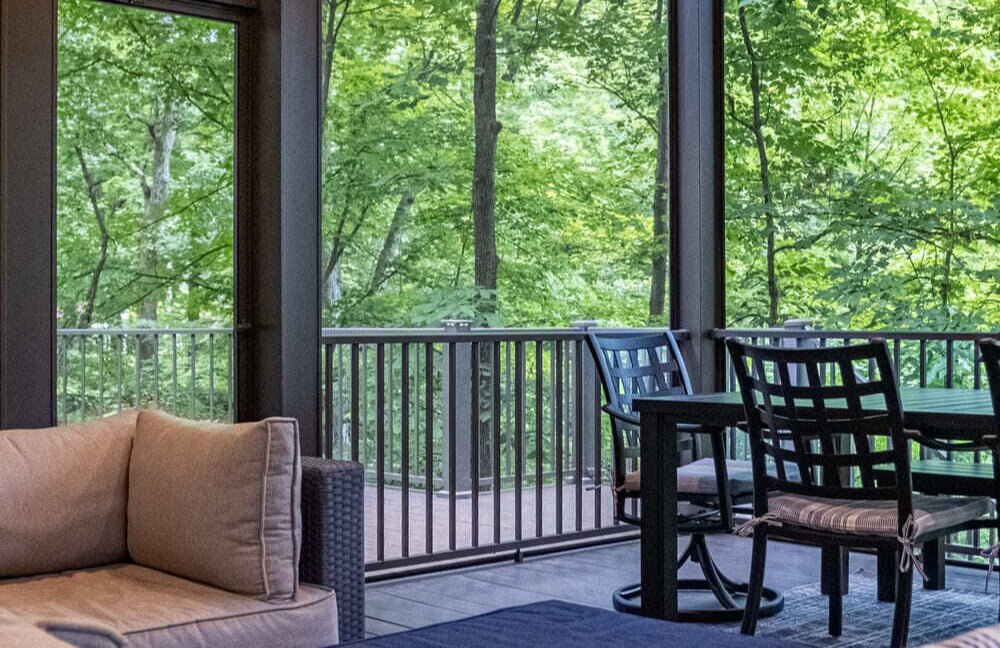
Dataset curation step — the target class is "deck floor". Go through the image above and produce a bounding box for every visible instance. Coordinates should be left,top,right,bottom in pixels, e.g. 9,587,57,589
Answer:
365,534,992,638
364,482,619,563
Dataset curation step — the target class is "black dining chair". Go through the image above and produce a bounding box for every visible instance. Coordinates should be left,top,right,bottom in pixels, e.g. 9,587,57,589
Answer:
587,331,782,622
728,339,995,647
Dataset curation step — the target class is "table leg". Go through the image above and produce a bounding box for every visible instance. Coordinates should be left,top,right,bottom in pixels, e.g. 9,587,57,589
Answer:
640,413,678,620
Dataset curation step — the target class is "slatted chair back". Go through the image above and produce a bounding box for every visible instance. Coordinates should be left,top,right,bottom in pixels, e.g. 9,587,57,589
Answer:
726,339,913,520
982,339,1000,434
587,331,693,487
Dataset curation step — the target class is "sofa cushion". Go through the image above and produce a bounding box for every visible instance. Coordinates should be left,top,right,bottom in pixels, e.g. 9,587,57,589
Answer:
0,564,338,648
0,410,137,578
128,411,302,600
34,619,125,648
0,610,76,648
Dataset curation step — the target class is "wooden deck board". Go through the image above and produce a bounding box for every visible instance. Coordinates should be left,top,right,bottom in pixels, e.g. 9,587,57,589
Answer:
365,535,994,637
365,482,620,563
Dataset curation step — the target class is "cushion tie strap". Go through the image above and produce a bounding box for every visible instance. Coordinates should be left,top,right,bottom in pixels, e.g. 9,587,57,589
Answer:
897,515,929,582
980,543,1000,593
733,513,782,538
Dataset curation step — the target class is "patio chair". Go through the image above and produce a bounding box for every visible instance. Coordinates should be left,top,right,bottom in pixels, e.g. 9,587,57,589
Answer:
728,339,995,647
587,331,782,622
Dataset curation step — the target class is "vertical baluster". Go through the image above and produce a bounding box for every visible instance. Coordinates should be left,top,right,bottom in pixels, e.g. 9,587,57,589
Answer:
504,341,512,478
98,335,105,416
555,340,564,535
337,345,345,458
153,334,160,410
350,344,360,462
208,334,215,417
401,343,411,558
535,341,544,538
574,338,584,532
594,357,603,528
388,344,395,482
60,336,68,424
135,335,143,409
116,335,123,412
514,340,525,542
945,339,955,388
974,342,983,390
470,340,480,548
919,339,928,388
362,346,369,466
492,340,502,545
424,343,434,554
324,343,334,459
189,334,197,418
226,333,233,420
893,339,902,386
80,335,87,421
447,342,457,551
171,335,179,415
376,344,385,562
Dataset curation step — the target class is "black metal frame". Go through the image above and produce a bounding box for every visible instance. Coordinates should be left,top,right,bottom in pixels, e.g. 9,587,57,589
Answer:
0,0,322,455
588,331,782,622
728,339,995,647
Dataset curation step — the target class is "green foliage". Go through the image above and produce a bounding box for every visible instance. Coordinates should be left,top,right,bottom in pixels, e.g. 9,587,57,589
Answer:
56,0,997,333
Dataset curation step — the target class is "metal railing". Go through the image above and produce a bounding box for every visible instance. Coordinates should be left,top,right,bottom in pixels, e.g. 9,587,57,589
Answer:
57,321,998,574
320,323,662,573
714,321,998,567
57,328,233,424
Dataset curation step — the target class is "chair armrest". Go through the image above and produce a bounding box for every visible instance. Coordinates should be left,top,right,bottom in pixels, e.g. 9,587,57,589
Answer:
904,428,995,453
300,457,365,644
602,404,640,426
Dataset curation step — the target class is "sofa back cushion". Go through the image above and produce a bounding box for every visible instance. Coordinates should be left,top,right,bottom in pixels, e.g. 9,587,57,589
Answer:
0,411,137,578
127,410,301,600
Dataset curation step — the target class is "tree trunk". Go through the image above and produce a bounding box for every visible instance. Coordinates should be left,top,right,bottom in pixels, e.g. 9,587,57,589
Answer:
647,0,668,323
75,146,117,329
738,5,779,326
370,189,416,293
473,0,501,303
136,102,179,325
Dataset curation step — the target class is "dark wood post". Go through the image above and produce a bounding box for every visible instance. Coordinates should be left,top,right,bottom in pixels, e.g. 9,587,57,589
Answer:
667,0,725,394
240,0,322,456
0,0,57,428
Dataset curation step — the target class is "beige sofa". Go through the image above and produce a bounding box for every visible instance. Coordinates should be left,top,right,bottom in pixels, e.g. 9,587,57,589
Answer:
0,410,364,648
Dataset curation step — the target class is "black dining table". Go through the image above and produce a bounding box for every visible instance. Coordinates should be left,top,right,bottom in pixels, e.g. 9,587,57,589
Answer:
631,386,996,621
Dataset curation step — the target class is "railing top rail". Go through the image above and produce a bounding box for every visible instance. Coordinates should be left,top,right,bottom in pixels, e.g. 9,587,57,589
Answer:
712,328,998,342
320,327,690,345
58,327,232,336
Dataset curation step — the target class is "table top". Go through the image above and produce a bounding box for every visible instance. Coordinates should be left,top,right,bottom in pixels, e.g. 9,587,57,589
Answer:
633,386,996,437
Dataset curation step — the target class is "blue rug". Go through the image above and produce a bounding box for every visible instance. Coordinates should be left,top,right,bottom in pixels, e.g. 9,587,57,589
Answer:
355,599,803,647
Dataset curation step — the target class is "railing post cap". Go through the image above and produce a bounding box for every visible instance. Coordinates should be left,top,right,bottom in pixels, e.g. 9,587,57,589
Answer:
783,319,814,330
570,320,598,331
441,319,473,331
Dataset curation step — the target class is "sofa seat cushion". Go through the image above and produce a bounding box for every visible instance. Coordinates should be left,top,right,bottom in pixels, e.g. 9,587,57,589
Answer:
128,411,302,600
0,564,338,648
0,410,137,578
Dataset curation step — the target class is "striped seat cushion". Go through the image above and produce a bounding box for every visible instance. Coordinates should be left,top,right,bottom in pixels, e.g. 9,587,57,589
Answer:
622,459,756,496
765,492,994,539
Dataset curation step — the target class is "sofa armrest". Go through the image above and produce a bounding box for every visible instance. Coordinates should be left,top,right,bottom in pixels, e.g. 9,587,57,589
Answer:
300,457,365,644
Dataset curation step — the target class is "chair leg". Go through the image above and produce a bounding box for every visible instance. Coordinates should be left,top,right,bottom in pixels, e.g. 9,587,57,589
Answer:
877,546,897,602
828,546,843,637
741,530,768,635
891,558,914,648
922,538,946,590
821,545,850,596
693,534,739,610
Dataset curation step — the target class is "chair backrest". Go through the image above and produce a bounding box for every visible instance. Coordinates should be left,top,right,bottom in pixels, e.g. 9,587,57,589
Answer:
726,339,912,519
982,339,1000,434
588,331,693,415
587,331,693,490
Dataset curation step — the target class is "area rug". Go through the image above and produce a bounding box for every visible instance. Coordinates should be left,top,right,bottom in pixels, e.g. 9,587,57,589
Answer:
728,568,999,646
